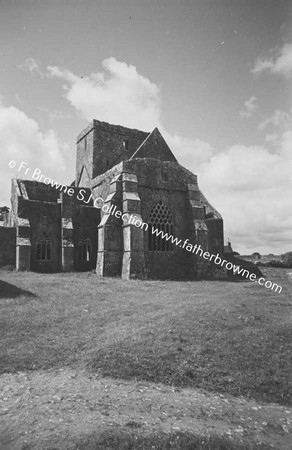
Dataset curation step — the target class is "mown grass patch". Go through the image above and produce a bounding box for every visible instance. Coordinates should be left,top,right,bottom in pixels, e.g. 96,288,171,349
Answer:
70,429,273,450
0,268,291,404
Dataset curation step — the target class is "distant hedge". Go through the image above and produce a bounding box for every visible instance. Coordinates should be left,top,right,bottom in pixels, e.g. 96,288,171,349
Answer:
257,252,292,268
281,251,292,267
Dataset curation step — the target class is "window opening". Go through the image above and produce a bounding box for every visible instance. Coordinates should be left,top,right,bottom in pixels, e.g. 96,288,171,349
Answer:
148,201,173,251
162,171,168,182
36,233,51,260
78,237,91,261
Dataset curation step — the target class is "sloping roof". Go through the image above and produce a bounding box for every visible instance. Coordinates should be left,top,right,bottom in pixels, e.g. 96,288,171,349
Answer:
130,127,177,162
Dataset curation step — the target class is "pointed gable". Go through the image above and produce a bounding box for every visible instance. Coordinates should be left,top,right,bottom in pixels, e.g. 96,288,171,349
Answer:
130,127,177,162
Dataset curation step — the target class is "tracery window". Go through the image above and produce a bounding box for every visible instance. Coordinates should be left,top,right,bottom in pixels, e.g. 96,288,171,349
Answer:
148,201,173,251
36,233,51,261
78,237,91,261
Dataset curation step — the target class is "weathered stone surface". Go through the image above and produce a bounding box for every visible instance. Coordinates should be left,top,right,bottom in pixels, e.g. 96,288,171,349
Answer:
0,227,16,267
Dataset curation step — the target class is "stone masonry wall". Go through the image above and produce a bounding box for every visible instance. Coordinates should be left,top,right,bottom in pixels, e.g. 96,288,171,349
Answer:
92,157,224,280
76,126,94,187
76,120,148,183
0,227,16,267
122,159,197,280
28,201,62,273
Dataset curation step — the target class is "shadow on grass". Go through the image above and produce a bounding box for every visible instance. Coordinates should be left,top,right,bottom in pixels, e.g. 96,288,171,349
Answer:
0,280,36,299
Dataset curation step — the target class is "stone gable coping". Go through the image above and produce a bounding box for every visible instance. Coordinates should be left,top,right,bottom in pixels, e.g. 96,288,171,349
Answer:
16,237,31,246
122,173,138,182
16,218,30,227
123,192,140,201
62,219,73,229
194,220,208,231
19,181,29,199
187,182,198,191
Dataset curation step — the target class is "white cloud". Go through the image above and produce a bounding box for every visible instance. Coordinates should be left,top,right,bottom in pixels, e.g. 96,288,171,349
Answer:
259,109,292,131
199,128,292,254
0,100,66,206
47,57,161,131
47,57,215,171
251,58,274,76
44,57,292,253
258,109,292,150
251,43,292,78
164,107,292,253
18,57,45,78
162,129,215,167
239,96,258,119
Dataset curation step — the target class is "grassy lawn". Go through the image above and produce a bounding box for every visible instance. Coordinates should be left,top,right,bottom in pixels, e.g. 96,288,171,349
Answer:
0,267,292,406
70,430,271,450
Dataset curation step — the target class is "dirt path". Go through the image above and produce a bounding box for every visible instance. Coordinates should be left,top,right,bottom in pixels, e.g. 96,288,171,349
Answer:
0,368,291,449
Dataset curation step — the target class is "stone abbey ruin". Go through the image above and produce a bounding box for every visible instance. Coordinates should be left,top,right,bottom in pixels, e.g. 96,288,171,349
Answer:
0,120,226,279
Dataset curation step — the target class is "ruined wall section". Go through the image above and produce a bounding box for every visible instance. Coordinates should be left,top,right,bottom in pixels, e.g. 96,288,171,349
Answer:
121,171,146,279
11,179,31,271
186,176,224,278
28,201,62,273
122,159,196,280
96,174,124,277
76,122,94,187
93,157,224,280
10,179,101,273
19,180,59,202
59,187,100,271
70,190,100,272
0,227,16,268
12,180,62,272
76,120,148,184
91,162,124,211
206,218,224,256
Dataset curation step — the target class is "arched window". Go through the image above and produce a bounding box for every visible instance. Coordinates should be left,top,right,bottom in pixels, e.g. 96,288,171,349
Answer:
148,201,173,251
36,233,51,260
78,237,91,261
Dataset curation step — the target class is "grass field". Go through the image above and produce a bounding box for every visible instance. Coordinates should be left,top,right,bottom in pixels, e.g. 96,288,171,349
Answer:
1,268,292,404
0,268,292,449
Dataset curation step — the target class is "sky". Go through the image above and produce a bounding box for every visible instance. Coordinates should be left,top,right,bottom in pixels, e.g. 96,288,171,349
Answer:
0,0,292,255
